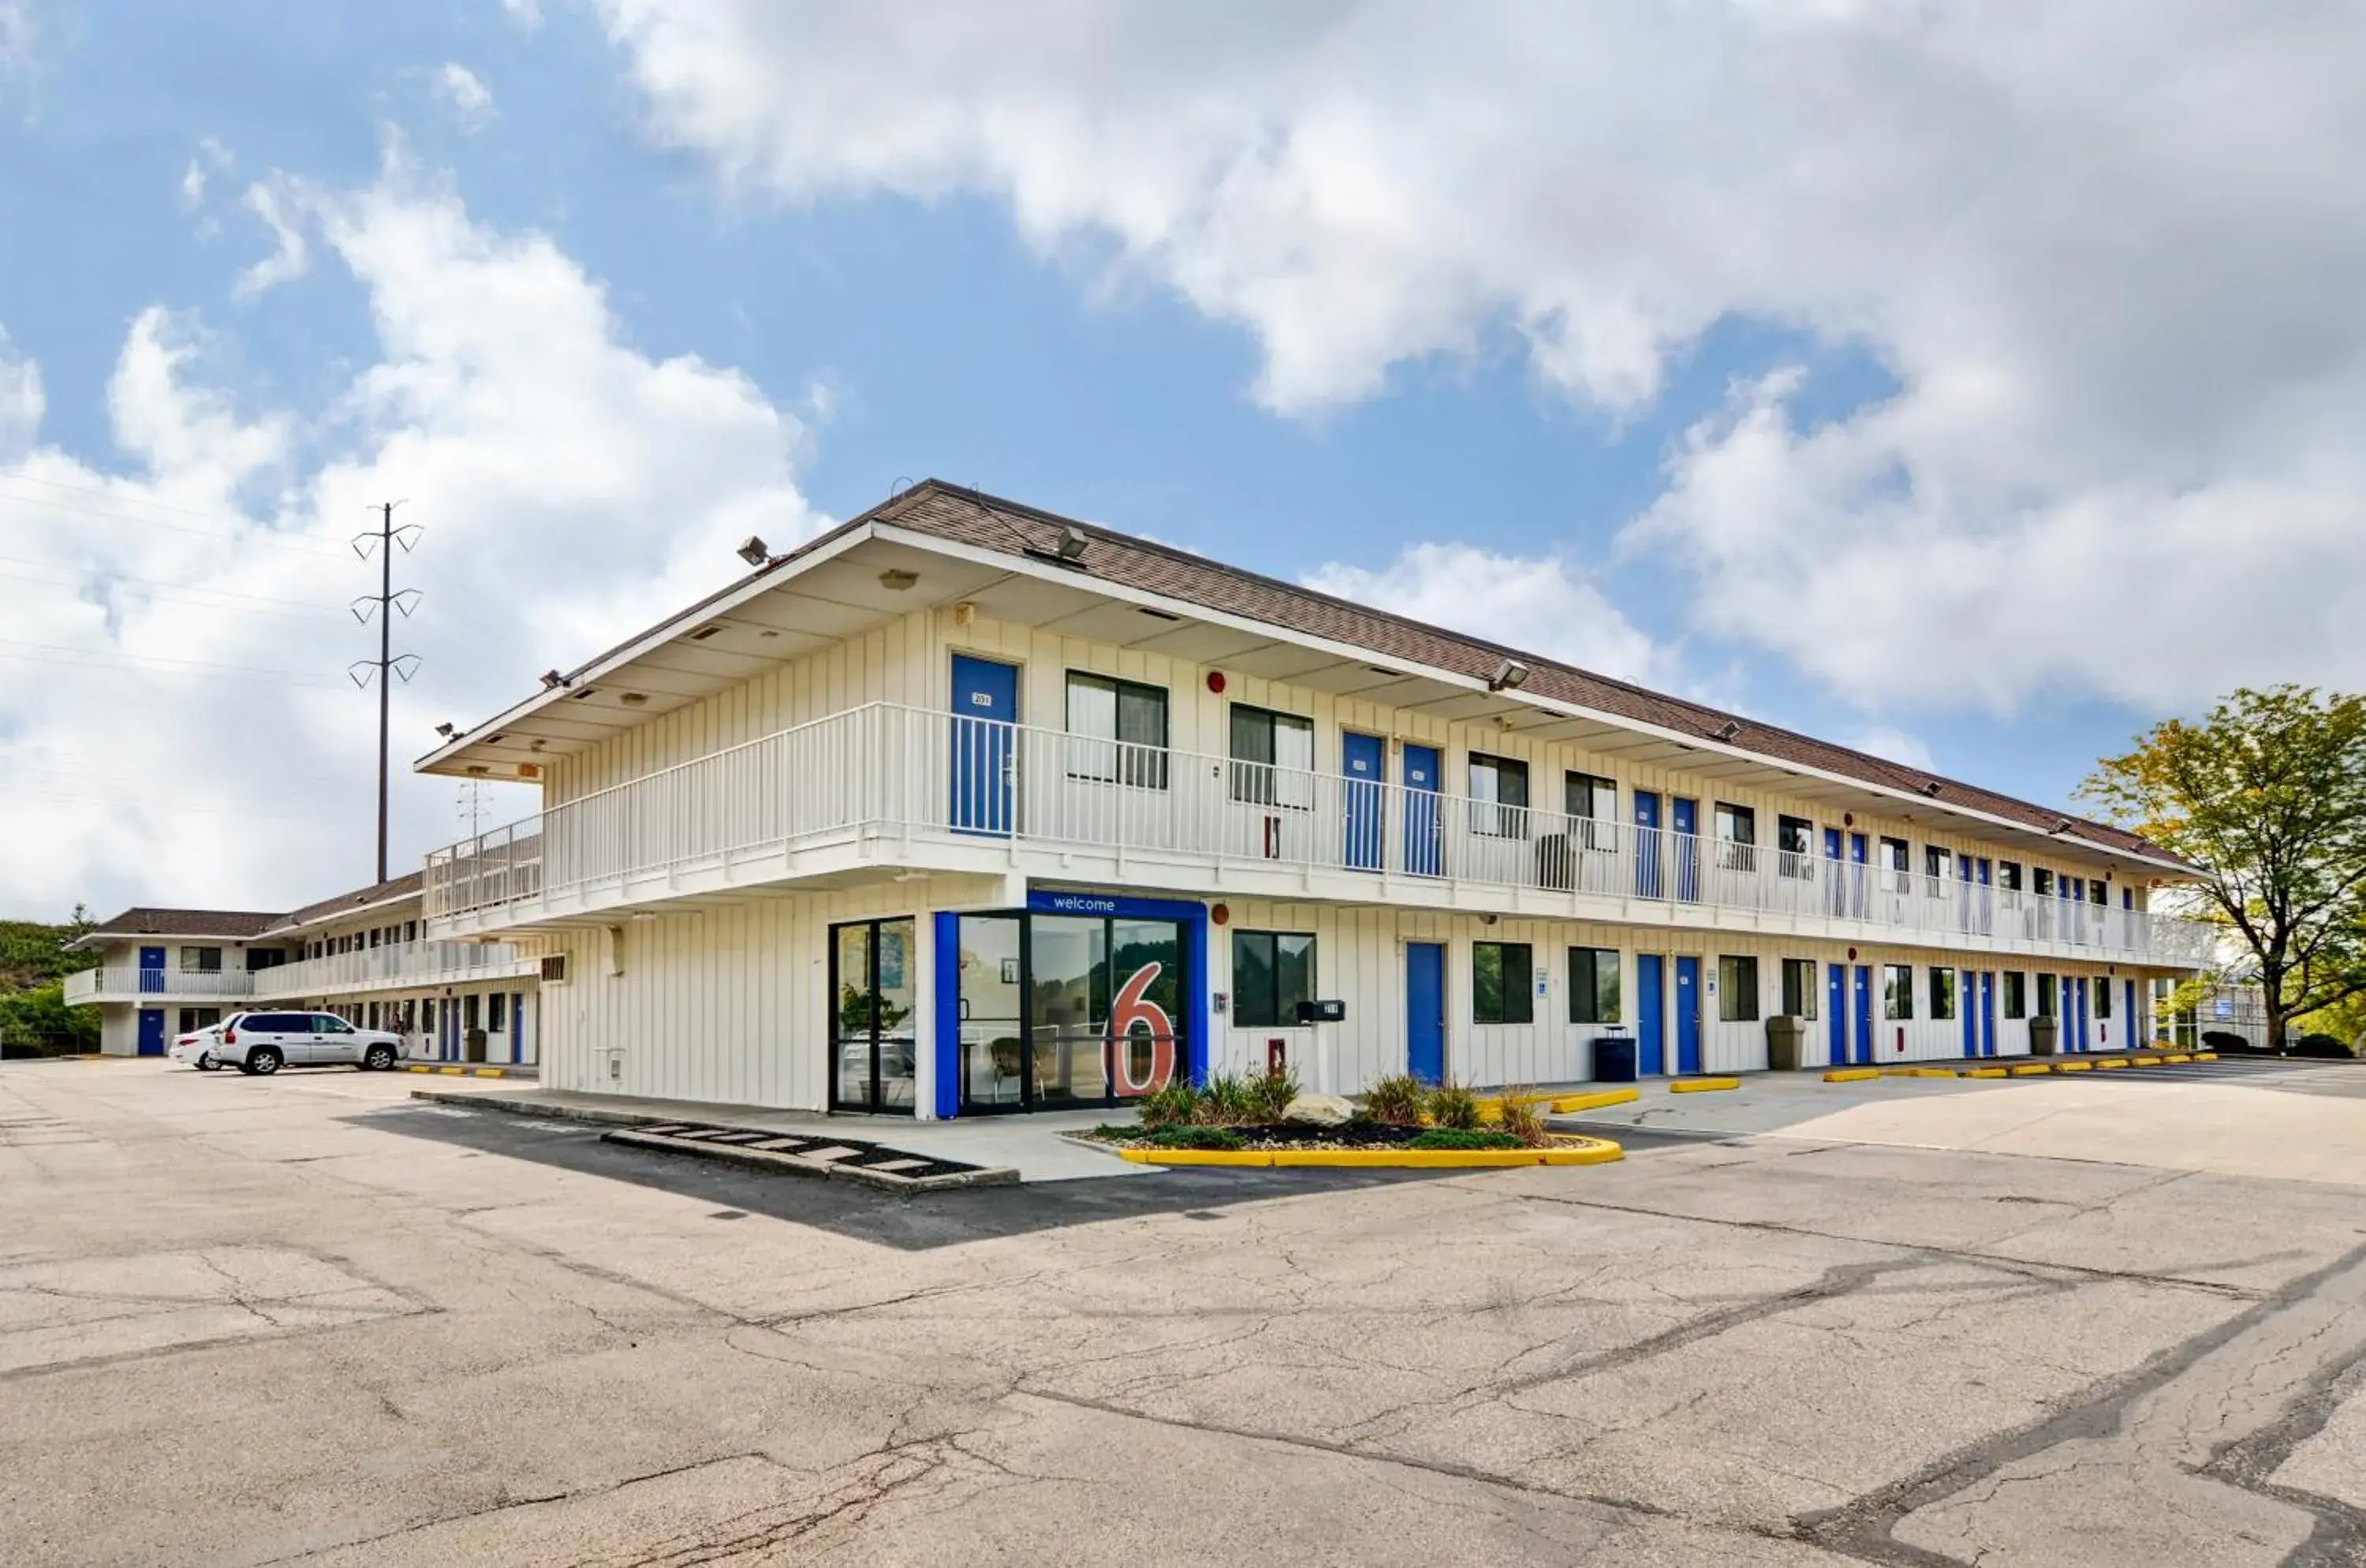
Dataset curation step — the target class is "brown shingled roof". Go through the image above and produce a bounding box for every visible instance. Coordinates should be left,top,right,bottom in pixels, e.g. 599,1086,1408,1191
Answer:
75,908,285,946
869,481,2174,867
266,870,425,935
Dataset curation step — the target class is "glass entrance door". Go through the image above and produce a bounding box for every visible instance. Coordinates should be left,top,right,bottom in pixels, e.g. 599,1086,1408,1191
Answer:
956,915,1026,1111
961,909,1187,1113
831,918,916,1113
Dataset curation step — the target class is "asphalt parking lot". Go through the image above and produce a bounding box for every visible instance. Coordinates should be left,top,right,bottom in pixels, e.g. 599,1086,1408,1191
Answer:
4,1057,2364,1567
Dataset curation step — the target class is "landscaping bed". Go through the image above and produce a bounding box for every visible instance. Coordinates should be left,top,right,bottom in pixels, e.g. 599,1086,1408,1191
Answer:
1078,1070,1607,1159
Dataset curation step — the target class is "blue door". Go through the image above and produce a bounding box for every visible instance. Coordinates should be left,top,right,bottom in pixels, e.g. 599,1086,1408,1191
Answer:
1823,828,1845,915
1827,963,1847,1066
136,1009,166,1056
510,991,525,1065
1674,957,1703,1073
1670,797,1700,902
1636,955,1666,1075
1981,973,1998,1057
1853,965,1875,1064
1961,968,1979,1058
2075,978,2091,1052
2125,980,2139,1047
1343,733,1385,871
1405,943,1445,1083
950,655,1020,835
1633,790,1663,898
1849,834,1869,919
1977,859,1994,935
1403,745,1442,876
138,946,166,995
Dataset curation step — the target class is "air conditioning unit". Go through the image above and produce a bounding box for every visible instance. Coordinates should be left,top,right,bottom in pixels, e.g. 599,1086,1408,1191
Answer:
539,954,569,984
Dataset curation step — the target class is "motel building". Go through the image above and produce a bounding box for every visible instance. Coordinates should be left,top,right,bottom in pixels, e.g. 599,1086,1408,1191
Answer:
69,872,540,1066
415,480,2215,1120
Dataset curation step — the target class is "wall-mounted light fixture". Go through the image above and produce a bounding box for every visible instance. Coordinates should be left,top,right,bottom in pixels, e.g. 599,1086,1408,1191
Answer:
1055,525,1088,562
1487,659,1528,693
736,536,771,567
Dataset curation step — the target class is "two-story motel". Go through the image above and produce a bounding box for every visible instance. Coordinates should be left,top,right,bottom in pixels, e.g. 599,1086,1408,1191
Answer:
414,481,2213,1118
69,872,539,1063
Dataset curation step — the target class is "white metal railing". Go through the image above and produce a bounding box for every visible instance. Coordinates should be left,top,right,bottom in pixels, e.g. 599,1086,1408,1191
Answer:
250,939,531,999
64,967,258,1002
424,702,2216,964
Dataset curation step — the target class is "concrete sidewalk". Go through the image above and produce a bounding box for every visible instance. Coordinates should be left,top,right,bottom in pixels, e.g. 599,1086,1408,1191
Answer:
410,1083,1145,1184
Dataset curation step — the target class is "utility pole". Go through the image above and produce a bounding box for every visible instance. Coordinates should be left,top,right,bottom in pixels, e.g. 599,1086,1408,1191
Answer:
351,503,421,886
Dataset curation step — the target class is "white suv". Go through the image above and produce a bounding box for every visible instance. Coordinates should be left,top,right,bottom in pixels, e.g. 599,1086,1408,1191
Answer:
170,1024,229,1072
214,1012,407,1076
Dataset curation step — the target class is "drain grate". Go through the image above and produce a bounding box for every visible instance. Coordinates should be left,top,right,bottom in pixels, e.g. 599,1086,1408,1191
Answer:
603,1120,1015,1193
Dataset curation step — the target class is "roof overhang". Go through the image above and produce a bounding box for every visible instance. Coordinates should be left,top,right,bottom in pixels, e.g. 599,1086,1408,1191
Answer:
421,518,2192,880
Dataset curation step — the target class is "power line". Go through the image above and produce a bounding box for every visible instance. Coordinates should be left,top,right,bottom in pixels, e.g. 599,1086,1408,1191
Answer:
353,502,423,883
0,487,350,558
0,470,292,529
0,637,348,685
0,562,343,621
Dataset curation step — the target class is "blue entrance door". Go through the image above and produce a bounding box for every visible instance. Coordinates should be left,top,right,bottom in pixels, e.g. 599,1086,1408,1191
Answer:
1827,963,1847,1066
1343,733,1385,871
136,1009,166,1055
1405,943,1445,1083
1961,969,1979,1057
1823,828,1845,915
1636,955,1666,1075
1674,957,1703,1073
950,655,1019,835
1853,965,1875,1064
1670,798,1700,902
138,946,166,995
1634,791,1663,898
2075,978,2091,1052
1849,834,1869,918
1403,745,1442,876
2125,980,2139,1046
1981,973,1998,1056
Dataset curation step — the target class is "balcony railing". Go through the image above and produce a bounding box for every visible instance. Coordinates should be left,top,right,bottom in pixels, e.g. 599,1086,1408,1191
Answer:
65,967,256,1003
62,941,531,1006
424,701,2216,965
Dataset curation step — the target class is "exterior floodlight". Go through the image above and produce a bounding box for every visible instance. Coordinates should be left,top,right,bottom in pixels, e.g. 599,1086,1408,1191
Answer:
1055,525,1088,562
539,670,565,689
1487,659,1529,693
434,722,457,740
737,536,771,567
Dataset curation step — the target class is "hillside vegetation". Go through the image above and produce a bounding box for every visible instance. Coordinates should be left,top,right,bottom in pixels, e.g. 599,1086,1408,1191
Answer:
0,910,100,1056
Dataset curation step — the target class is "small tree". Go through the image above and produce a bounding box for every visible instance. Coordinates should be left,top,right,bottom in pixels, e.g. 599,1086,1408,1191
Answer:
2080,685,2366,1052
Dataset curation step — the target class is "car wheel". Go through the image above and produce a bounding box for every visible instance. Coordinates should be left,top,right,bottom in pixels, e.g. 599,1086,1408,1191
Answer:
363,1043,396,1072
248,1047,282,1077
196,1053,219,1073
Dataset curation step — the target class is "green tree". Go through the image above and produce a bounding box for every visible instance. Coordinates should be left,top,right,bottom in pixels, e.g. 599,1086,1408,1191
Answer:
0,982,100,1056
2080,685,2366,1052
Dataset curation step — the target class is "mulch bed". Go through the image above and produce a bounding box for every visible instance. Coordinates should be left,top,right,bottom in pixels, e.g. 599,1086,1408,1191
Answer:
1084,1122,1528,1152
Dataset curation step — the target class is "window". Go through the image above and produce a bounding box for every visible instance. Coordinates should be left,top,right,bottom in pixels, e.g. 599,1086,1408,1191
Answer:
1566,772,1617,849
1782,958,1818,1020
1924,845,1948,884
1067,671,1170,789
180,946,221,973
2036,973,2058,1017
368,928,382,949
463,994,481,1031
1885,964,1915,1020
2033,867,2055,897
2089,879,2106,905
2095,981,2111,1020
1232,931,1315,1028
2003,972,2027,1019
422,999,437,1032
1718,955,1760,1022
1230,704,1313,807
1568,947,1620,1024
1472,942,1534,1025
1880,837,1910,885
1998,861,2023,891
1714,804,1757,870
1930,967,1957,1021
489,993,508,1031
1468,753,1530,838
1777,816,1814,877
404,920,417,943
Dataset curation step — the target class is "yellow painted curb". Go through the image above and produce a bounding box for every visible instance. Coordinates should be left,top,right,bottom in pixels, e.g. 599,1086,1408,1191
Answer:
2095,1059,2128,1070
2192,1051,2217,1061
1824,1068,1880,1083
1118,1138,1624,1170
2054,1060,2092,1073
1670,1076,1740,1093
2010,1063,2052,1076
438,1066,465,1075
1879,1067,1957,1079
1474,1088,1567,1119
2165,1053,2194,1063
2129,1055,2162,1066
473,1068,503,1077
1551,1088,1640,1114
1965,1067,2009,1078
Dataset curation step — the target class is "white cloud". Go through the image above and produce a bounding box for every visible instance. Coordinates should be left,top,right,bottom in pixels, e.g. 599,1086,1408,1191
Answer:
500,0,541,31
0,1,33,68
179,136,232,212
432,63,495,132
1303,542,1665,689
233,176,311,298
1850,725,1935,773
598,0,2366,713
0,144,820,914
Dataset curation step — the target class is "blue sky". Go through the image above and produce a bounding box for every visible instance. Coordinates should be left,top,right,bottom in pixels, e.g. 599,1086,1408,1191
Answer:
2,0,2357,913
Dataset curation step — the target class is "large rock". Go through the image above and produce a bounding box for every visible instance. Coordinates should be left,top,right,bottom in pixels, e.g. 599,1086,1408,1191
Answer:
1282,1092,1355,1127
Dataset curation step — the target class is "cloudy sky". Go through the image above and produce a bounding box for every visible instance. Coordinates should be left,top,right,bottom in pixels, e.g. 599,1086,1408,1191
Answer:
2,0,2362,918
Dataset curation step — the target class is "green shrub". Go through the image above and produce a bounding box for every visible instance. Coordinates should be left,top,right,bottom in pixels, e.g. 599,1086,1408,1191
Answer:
1200,1072,1254,1125
1425,1080,1480,1130
1495,1092,1549,1147
1362,1072,1427,1126
1243,1063,1301,1123
1144,1125,1246,1151
1409,1127,1522,1151
1136,1081,1202,1129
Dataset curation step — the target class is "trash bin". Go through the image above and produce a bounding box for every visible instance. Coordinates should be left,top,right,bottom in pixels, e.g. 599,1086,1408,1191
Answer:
465,1027,488,1064
1592,1033,1638,1083
1766,1014,1808,1071
2028,1015,2059,1056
